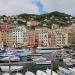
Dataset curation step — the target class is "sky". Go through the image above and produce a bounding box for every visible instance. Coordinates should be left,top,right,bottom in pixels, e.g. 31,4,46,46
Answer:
0,0,75,16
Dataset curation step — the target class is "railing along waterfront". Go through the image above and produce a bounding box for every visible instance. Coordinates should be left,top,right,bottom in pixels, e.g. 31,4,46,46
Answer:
0,61,34,66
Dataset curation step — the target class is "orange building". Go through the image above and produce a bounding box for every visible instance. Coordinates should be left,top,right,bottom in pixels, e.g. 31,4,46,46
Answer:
0,31,2,43
6,31,13,48
0,25,16,47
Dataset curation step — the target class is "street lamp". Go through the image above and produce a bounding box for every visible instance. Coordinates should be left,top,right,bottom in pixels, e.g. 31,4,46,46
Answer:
50,52,56,75
9,55,11,75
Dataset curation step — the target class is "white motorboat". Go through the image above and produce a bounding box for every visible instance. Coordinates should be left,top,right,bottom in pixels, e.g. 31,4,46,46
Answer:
36,47,61,54
46,68,58,75
25,71,35,75
0,66,23,72
69,67,75,73
15,72,22,75
0,51,20,62
8,48,34,56
63,58,75,66
1,56,20,62
34,60,51,65
36,70,47,75
58,67,74,75
32,56,46,61
63,58,72,62
3,72,9,75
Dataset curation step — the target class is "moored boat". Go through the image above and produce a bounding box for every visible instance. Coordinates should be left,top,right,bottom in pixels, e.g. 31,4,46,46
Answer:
1,56,20,62
58,67,74,75
36,47,61,54
46,68,58,75
69,67,75,73
0,66,23,72
36,70,47,75
25,71,35,75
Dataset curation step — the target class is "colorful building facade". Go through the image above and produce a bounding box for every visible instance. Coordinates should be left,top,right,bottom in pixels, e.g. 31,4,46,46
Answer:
48,30,56,47
27,31,35,47
55,27,75,47
35,28,50,47
11,26,28,48
0,25,16,47
0,24,75,48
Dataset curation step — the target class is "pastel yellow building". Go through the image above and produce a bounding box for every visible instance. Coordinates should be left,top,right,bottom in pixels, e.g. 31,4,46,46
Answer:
55,27,75,47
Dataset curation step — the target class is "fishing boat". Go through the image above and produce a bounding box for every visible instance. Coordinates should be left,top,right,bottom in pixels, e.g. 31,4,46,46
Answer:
46,68,58,75
36,70,47,75
0,66,23,72
25,71,35,75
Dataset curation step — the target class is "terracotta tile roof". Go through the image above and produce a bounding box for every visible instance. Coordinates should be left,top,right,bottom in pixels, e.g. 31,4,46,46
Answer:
64,26,75,30
0,25,16,30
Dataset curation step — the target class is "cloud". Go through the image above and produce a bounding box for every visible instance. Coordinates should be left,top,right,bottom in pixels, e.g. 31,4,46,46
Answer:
0,0,75,16
32,0,46,14
0,0,39,15
40,0,75,16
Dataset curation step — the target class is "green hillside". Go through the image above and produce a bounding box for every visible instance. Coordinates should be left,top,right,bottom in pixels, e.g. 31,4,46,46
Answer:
0,11,75,29
18,11,74,29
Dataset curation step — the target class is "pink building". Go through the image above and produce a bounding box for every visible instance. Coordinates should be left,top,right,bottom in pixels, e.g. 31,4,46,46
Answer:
35,28,50,47
48,30,56,47
27,32,35,47
35,28,56,47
